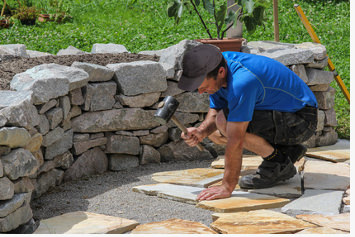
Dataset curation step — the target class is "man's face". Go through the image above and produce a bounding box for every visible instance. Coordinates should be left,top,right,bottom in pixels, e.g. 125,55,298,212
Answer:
197,67,227,94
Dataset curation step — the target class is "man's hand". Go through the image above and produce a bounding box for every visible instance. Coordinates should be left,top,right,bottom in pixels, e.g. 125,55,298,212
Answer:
196,185,232,201
181,127,205,147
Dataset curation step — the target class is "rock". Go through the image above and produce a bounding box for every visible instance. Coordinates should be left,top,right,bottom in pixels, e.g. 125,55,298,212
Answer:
152,168,223,188
32,150,44,168
295,42,327,60
108,154,139,171
44,129,73,160
2,148,39,180
175,92,210,112
57,46,88,55
296,213,349,232
10,64,89,104
72,109,160,133
281,189,344,215
73,133,90,142
24,133,42,152
161,80,185,97
8,218,39,234
26,50,52,57
83,82,116,111
296,227,347,234
117,92,160,108
160,62,175,79
59,96,71,120
303,159,349,190
306,56,329,69
316,110,325,132
0,202,33,233
305,68,334,85
316,127,338,146
0,44,28,58
309,84,330,91
0,177,14,200
323,108,337,126
0,91,39,129
52,151,74,169
0,193,30,218
139,132,168,148
210,209,315,234
42,127,64,147
0,127,30,148
38,99,57,114
32,169,64,198
69,88,85,105
131,218,216,234
0,146,11,157
305,141,349,163
140,145,160,164
107,61,167,96
91,43,128,54
71,62,114,82
73,137,107,155
313,87,336,110
168,127,181,142
158,140,213,162
46,107,63,130
259,48,314,66
34,211,138,234
241,41,294,54
13,177,34,194
131,130,149,136
166,112,199,128
37,115,49,135
63,148,107,182
105,135,140,155
290,64,308,84
68,105,82,119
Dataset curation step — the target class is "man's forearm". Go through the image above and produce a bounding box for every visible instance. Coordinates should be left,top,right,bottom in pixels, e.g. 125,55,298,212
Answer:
222,140,243,192
198,108,219,137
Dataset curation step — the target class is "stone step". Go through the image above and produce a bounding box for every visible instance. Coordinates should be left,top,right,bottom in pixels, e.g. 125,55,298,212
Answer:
130,218,217,234
210,209,315,234
295,213,350,232
34,211,139,234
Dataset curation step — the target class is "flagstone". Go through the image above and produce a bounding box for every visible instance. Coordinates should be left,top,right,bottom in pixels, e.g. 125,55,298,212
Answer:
295,213,350,232
197,191,290,213
130,218,217,234
306,139,349,162
281,189,343,215
34,211,139,234
211,155,263,175
303,160,349,190
296,226,348,234
152,168,224,187
210,209,315,234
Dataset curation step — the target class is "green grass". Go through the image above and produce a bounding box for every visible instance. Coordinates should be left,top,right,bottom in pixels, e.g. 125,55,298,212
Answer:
0,0,350,139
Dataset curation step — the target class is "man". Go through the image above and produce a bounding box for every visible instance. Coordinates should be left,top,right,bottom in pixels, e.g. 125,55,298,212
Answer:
178,44,318,201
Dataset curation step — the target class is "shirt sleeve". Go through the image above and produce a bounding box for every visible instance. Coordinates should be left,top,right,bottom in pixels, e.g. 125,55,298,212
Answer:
209,92,227,110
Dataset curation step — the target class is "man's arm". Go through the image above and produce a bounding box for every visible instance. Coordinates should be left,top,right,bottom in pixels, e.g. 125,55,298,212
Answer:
197,121,249,200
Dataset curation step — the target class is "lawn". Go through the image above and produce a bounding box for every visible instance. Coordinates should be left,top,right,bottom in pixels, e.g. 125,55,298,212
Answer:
0,0,350,139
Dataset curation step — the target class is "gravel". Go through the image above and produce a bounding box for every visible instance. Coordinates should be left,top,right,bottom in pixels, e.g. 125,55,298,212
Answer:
31,159,216,231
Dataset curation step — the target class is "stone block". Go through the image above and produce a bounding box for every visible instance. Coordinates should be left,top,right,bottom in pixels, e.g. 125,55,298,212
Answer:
67,105,82,119
0,202,32,233
117,92,160,108
160,62,175,79
24,133,43,152
2,148,39,180
71,61,114,82
73,137,107,155
72,109,160,133
0,127,31,148
108,154,139,171
0,44,28,57
59,96,71,120
305,68,334,85
139,132,168,148
140,145,160,164
26,50,52,57
316,110,325,132
0,193,30,218
306,56,328,69
210,209,315,234
175,92,210,113
309,84,330,91
32,169,64,198
37,115,50,135
107,61,167,96
295,42,327,60
296,213,349,232
0,177,14,200
38,99,57,114
131,219,216,234
45,129,73,160
91,43,128,54
69,88,84,105
13,177,34,194
57,46,88,55
161,80,185,97
323,108,337,126
281,189,344,215
46,107,63,130
11,64,89,104
63,148,107,182
83,82,116,111
105,135,140,155
290,64,308,83
313,87,335,110
34,211,138,234
303,159,349,190
42,127,64,147
316,127,338,146
259,48,314,66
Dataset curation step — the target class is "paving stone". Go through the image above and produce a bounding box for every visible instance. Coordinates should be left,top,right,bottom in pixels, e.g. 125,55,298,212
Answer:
130,218,216,234
197,191,290,213
303,160,349,190
210,209,315,234
281,189,343,215
34,211,138,234
306,139,349,162
211,155,263,175
152,168,224,188
296,226,348,234
296,213,350,232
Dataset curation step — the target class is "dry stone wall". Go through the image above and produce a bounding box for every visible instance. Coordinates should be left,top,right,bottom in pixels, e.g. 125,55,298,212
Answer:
0,40,337,232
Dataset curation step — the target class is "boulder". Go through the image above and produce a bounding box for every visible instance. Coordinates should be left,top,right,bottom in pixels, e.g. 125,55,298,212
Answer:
140,145,160,164
91,43,128,54
0,127,31,148
83,82,117,111
105,135,140,155
117,92,161,108
108,154,139,171
0,44,28,58
26,50,52,58
57,46,88,56
0,177,14,201
71,62,114,82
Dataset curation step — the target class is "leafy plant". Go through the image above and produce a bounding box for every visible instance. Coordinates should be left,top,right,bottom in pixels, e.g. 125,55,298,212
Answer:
13,5,39,21
167,0,269,39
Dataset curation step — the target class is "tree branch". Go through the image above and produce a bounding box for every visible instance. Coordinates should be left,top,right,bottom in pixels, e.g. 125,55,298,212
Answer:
189,0,213,39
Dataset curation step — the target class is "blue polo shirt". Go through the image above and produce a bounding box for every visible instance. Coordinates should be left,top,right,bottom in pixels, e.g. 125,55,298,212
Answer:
209,51,318,122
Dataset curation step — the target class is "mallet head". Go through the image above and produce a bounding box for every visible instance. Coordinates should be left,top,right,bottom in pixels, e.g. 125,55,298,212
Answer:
154,96,179,125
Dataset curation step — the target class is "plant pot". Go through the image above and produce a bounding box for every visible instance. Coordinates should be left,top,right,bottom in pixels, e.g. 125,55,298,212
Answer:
196,38,245,52
20,18,36,25
38,14,51,22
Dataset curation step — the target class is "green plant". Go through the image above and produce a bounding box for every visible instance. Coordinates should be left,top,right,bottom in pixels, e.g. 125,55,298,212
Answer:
166,0,269,39
13,5,39,21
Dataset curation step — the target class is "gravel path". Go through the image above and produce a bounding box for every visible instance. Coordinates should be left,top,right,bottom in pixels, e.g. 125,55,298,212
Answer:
31,160,216,231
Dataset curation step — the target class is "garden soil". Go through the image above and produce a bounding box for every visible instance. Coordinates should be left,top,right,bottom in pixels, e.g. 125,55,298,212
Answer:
0,53,159,91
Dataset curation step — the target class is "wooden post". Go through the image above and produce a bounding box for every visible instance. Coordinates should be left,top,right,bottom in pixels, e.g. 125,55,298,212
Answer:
273,0,279,42
1,0,7,17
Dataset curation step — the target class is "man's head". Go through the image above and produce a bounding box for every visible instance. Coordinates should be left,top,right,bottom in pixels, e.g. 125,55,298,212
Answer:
178,44,227,94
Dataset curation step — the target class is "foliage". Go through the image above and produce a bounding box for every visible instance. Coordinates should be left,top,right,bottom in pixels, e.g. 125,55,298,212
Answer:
13,5,39,21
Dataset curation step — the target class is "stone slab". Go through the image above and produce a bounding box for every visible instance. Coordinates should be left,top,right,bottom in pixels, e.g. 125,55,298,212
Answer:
210,209,315,234
296,213,350,232
303,160,349,190
130,218,216,234
306,139,350,162
281,189,344,215
211,155,263,175
34,211,138,234
152,168,224,188
296,226,348,234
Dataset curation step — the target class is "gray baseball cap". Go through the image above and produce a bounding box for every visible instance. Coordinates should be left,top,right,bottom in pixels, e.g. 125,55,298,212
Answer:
178,44,222,91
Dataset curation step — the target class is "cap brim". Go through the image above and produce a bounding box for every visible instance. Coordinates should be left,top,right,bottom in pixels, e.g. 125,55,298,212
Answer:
178,73,206,91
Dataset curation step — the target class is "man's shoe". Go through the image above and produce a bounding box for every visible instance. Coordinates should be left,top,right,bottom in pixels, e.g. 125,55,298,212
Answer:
238,157,297,189
276,144,307,164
